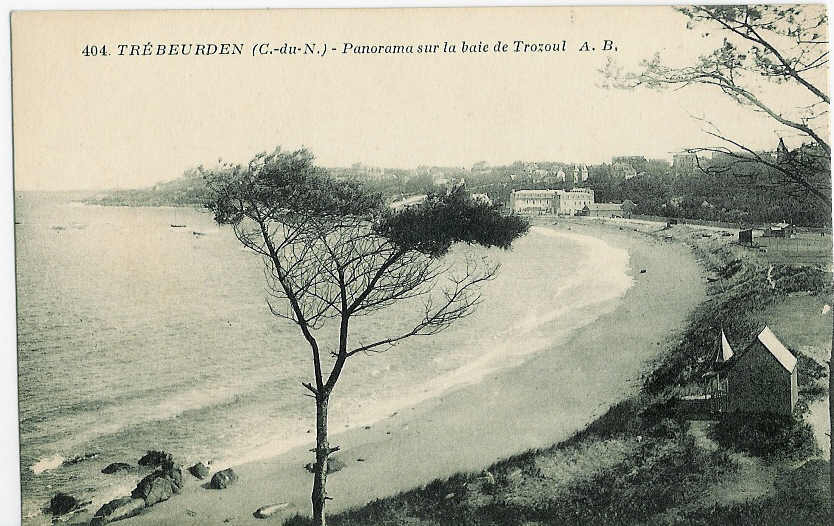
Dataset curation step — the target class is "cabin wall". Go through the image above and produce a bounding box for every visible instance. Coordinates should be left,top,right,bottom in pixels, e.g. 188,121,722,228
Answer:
727,345,793,415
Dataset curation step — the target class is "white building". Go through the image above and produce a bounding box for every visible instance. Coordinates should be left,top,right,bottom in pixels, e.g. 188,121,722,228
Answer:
572,164,589,183
553,188,595,216
510,187,596,216
510,189,557,215
471,193,492,205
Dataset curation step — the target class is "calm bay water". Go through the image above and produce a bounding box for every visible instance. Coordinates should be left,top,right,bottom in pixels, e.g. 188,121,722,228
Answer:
15,192,631,522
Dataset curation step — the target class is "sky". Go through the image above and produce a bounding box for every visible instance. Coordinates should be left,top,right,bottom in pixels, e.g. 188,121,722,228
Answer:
10,5,830,190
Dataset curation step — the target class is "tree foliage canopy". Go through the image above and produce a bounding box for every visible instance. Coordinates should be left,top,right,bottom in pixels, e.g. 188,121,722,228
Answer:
376,186,529,257
205,147,529,376
209,148,384,225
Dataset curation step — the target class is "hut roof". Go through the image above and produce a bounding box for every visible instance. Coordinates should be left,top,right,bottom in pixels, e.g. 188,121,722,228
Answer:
755,326,797,372
714,326,796,374
717,329,734,363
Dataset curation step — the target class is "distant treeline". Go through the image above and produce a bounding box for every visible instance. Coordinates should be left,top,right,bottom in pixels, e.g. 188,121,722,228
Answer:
584,164,831,228
83,167,209,208
84,157,832,227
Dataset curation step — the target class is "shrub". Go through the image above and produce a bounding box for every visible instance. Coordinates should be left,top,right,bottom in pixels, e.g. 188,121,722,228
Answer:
772,265,828,293
709,411,819,460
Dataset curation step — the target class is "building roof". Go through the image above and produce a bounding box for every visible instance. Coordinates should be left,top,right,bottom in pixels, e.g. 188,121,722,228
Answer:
756,326,797,372
558,187,593,195
514,189,556,197
717,329,734,363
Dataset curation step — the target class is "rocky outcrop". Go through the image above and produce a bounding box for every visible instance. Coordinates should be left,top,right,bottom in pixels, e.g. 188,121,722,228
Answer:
253,502,293,519
304,457,345,474
48,492,78,515
101,462,133,474
137,450,173,468
131,464,183,506
209,468,238,489
89,497,145,526
145,477,175,506
188,462,209,480
164,464,183,490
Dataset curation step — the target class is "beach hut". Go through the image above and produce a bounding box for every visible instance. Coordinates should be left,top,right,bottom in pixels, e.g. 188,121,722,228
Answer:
739,228,766,245
724,326,798,415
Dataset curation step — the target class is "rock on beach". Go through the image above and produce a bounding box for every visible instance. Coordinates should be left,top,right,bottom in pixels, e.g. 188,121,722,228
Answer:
188,462,210,479
48,492,78,515
89,496,145,526
131,464,184,506
138,450,173,468
209,468,239,489
253,502,293,519
101,462,133,474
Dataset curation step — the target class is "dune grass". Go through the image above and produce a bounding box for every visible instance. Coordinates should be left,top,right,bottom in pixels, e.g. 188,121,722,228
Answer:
681,459,831,526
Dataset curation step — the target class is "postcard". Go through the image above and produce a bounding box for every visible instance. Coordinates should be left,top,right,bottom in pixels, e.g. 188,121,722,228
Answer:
10,5,832,525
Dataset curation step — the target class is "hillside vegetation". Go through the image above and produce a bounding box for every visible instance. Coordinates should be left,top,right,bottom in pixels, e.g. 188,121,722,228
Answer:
83,160,832,228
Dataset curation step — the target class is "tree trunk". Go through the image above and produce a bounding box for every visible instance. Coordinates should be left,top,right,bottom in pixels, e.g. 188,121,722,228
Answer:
312,395,329,526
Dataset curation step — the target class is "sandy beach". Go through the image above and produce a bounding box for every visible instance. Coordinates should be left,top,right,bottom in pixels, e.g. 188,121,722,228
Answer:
107,222,705,525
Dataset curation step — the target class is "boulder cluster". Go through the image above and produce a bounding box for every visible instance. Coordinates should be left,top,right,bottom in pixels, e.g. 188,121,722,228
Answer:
48,449,240,525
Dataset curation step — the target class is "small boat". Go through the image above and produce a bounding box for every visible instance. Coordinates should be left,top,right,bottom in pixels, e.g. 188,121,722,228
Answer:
170,224,186,228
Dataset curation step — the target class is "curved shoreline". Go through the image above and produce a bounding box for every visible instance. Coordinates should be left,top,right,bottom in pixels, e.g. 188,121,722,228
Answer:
106,222,706,526
22,219,624,525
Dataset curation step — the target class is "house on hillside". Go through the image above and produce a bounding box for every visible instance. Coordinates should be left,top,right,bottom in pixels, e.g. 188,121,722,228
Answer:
581,203,625,217
707,326,798,415
672,153,698,174
612,162,637,180
764,222,795,238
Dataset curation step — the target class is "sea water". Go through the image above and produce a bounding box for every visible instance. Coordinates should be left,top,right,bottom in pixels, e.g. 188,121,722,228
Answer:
15,193,632,522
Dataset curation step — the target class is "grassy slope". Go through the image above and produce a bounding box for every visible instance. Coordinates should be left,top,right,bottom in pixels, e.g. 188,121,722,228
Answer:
284,222,832,526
